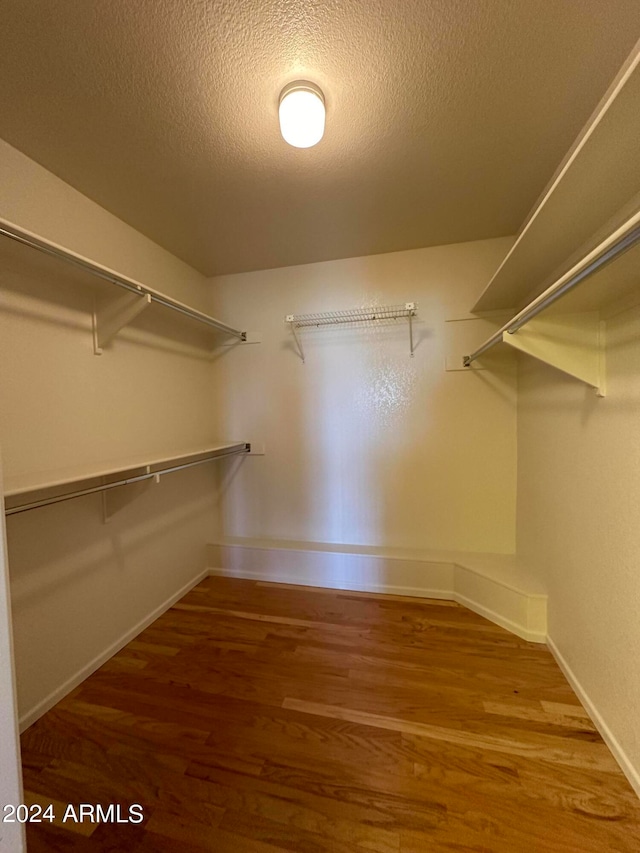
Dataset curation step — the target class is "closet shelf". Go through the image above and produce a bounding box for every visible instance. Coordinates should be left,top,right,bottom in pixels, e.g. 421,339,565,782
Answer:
464,214,640,396
285,303,417,361
473,42,640,313
0,218,246,353
3,443,249,516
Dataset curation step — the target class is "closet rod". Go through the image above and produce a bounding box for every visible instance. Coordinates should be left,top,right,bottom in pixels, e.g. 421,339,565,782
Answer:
0,221,246,341
4,444,250,516
463,216,640,367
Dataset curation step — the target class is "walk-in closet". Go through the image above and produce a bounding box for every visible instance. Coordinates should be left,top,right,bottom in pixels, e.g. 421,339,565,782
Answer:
1,3,640,850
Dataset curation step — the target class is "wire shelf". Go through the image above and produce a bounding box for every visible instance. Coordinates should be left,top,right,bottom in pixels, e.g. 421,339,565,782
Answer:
286,303,416,328
285,303,417,361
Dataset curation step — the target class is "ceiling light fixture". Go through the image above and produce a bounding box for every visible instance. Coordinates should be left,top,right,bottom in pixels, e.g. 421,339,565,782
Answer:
278,81,325,149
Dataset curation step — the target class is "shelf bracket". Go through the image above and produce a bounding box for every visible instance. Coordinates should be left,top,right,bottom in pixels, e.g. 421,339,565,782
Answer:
407,302,415,357
101,465,153,523
502,312,606,396
286,315,305,363
93,291,152,355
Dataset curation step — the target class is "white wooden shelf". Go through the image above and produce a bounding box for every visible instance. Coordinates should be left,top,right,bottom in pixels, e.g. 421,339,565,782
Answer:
473,42,640,313
0,218,246,353
4,443,249,517
3,444,245,497
466,38,640,396
464,220,640,396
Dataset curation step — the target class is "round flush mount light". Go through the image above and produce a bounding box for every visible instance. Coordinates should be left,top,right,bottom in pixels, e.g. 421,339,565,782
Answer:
278,81,325,148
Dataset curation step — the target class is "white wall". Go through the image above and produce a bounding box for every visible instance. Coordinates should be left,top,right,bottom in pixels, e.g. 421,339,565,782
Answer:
517,301,640,792
209,237,517,554
0,139,227,725
0,139,209,311
0,461,25,853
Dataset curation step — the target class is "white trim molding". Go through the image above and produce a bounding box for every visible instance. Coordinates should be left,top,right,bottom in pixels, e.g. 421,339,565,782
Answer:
18,569,209,732
207,539,547,643
547,635,640,799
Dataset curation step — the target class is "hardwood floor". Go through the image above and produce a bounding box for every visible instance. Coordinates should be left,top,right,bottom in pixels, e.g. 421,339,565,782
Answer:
20,577,640,851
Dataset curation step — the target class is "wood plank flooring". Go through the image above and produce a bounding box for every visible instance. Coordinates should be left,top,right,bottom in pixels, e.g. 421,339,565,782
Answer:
20,577,640,851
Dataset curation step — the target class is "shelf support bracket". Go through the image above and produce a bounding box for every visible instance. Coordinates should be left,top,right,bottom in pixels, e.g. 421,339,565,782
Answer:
101,466,153,523
407,303,415,357
502,312,606,396
93,291,152,355
286,316,305,363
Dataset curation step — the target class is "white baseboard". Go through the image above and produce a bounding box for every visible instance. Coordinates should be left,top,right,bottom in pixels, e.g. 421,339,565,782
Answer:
454,592,541,644
547,635,640,799
19,568,209,732
207,540,547,643
207,565,452,601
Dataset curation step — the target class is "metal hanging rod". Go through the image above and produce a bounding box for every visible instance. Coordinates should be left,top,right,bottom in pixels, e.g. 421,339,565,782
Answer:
4,444,250,516
463,215,640,367
0,220,246,341
286,303,417,362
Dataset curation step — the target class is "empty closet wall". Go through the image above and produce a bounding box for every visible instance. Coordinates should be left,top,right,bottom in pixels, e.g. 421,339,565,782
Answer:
517,302,640,788
0,139,222,726
0,456,24,853
208,237,516,555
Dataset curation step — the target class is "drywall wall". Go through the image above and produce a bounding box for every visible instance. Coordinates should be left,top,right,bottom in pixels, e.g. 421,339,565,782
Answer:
517,301,640,793
8,466,218,727
0,463,25,853
0,138,209,310
0,139,229,724
208,236,517,554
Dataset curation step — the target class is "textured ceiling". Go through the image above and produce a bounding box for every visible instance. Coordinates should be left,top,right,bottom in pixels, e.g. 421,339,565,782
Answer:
1,1,639,276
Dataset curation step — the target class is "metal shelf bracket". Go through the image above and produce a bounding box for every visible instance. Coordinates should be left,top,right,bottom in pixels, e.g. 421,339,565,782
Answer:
285,315,306,363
